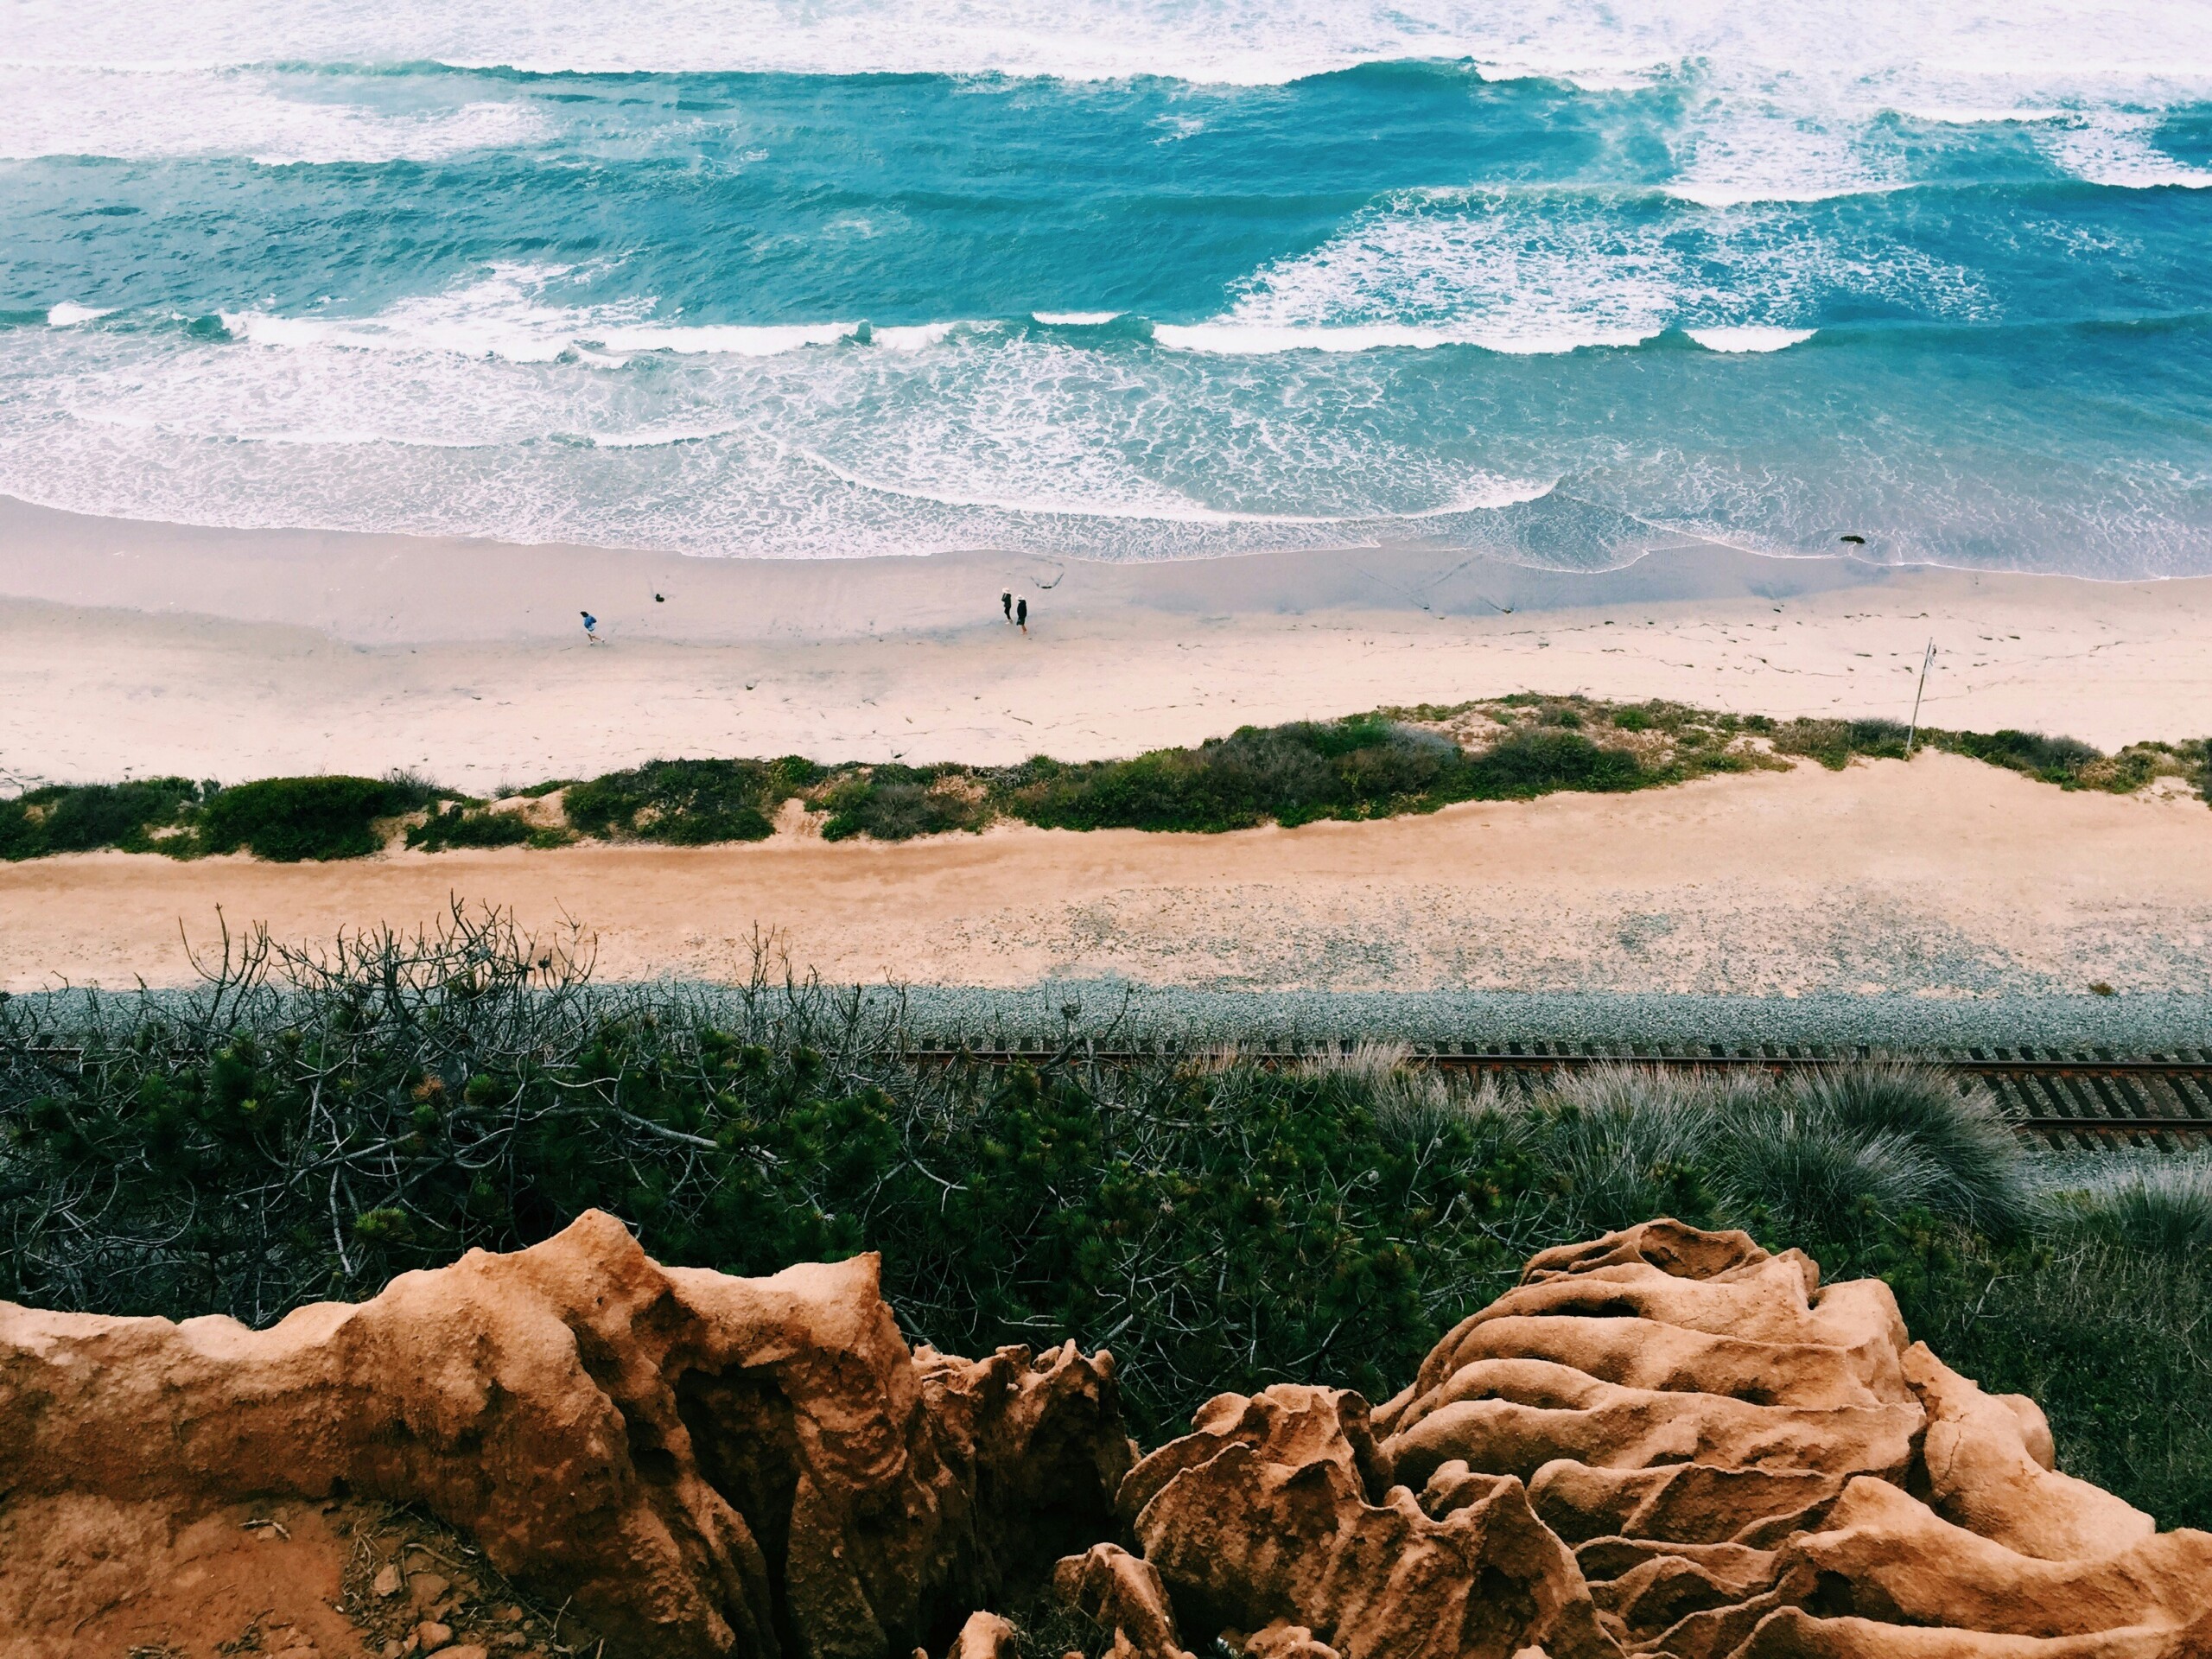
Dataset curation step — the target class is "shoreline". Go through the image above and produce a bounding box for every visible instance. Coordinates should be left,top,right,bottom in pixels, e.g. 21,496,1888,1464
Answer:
6,497,2212,789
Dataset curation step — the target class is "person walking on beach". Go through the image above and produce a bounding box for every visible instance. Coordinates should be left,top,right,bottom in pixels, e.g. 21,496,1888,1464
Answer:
1016,596,1028,634
581,610,601,645
1001,590,1013,622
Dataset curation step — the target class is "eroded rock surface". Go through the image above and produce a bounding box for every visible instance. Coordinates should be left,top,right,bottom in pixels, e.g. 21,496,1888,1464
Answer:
1085,1219,2212,1659
5,1215,2209,1659
0,1210,1129,1658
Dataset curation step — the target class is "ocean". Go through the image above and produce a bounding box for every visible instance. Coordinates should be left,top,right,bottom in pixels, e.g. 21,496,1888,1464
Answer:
1,0,2209,576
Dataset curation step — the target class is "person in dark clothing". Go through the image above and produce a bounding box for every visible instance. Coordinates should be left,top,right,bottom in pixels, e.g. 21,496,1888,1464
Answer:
1001,590,1014,621
1016,596,1028,633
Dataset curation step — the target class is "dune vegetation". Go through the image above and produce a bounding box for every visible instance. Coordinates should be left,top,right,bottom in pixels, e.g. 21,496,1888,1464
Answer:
2,696,2206,861
3,910,2209,1529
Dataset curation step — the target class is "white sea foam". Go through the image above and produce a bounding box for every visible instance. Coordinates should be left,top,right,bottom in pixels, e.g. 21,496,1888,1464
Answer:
1198,188,1982,354
2038,112,2212,188
4,0,2208,217
1686,326,1817,351
220,266,868,363
1033,311,1123,325
585,420,746,448
870,322,963,350
46,303,112,327
10,0,2212,97
1154,322,1459,353
0,65,547,163
802,445,1554,523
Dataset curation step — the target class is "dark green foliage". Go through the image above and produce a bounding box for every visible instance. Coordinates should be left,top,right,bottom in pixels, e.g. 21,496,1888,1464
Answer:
562,757,804,845
1774,717,1912,770
1721,1065,2029,1243
1772,715,2184,795
994,715,1637,833
817,766,990,842
2045,1161,2212,1255
0,778,204,860
198,774,431,861
1459,728,1646,798
1942,728,2100,783
405,803,534,852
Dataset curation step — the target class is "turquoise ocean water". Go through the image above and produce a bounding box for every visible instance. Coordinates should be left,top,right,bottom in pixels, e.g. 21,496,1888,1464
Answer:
2,0,2209,575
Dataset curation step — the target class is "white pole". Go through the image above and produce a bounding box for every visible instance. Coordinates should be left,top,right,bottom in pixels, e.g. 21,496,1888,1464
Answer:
1905,638,1936,757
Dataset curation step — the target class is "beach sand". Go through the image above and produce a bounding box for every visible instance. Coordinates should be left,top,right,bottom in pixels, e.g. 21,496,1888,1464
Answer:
6,497,2210,999
5,753,2209,996
4,495,2211,792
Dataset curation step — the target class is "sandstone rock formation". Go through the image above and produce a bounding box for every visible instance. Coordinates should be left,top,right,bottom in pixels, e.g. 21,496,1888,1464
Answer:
0,1210,1130,1658
5,1214,2210,1659
1091,1219,2212,1659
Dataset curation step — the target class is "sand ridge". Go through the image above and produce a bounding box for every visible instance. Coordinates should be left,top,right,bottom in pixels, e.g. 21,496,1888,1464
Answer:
4,753,2208,996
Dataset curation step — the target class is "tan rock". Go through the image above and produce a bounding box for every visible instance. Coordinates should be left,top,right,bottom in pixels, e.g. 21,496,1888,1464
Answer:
0,1210,1132,1659
1053,1542,1194,1659
1529,1459,1850,1547
944,1611,1017,1659
1122,1385,1614,1659
1236,1618,1341,1658
7,1212,2209,1659
1785,1476,2212,1637
1904,1343,2155,1561
1382,1357,1920,1490
1732,1603,2212,1657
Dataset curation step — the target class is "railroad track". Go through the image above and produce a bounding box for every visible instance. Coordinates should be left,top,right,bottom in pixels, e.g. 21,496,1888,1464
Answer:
899,1040,2212,1150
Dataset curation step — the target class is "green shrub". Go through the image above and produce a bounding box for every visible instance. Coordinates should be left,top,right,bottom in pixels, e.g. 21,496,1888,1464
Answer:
2045,1160,2212,1255
1775,717,1911,770
1531,1067,1721,1234
1459,728,1646,798
1778,1065,2027,1235
0,779,204,860
562,758,797,844
1942,728,2099,783
196,774,429,861
817,766,989,842
998,718,1462,833
42,778,202,852
405,803,534,852
0,796,48,861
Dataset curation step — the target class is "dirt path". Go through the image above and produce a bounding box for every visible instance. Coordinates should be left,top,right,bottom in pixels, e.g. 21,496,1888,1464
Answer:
6,753,2209,997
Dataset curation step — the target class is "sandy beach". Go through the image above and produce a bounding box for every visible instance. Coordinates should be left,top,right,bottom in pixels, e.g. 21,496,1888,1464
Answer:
7,498,2211,1000
4,496,2212,793
5,752,2209,996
